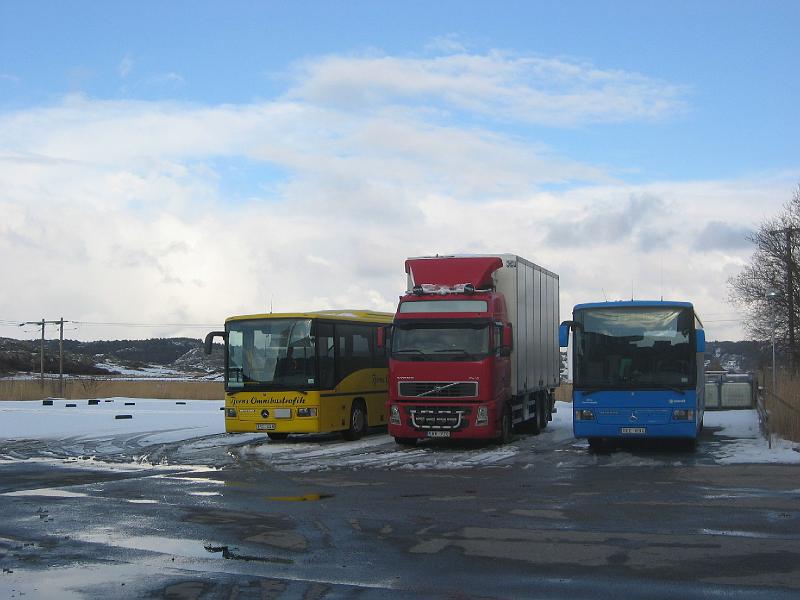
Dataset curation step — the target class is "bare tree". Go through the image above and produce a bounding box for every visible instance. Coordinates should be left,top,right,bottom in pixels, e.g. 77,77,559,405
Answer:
729,185,800,368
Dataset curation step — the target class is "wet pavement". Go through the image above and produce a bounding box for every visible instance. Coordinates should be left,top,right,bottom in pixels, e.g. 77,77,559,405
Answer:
1,404,799,599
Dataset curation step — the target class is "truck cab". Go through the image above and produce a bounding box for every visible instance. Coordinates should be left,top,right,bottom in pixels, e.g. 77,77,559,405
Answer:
386,255,557,445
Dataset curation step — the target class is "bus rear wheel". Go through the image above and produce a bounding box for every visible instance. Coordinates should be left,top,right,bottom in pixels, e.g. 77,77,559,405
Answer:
343,400,368,440
267,432,289,441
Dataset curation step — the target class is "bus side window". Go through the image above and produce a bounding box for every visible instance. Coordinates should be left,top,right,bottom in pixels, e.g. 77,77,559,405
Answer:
335,324,373,382
316,323,335,389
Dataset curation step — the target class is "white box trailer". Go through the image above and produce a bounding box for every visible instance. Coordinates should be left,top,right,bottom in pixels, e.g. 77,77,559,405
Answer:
492,254,560,396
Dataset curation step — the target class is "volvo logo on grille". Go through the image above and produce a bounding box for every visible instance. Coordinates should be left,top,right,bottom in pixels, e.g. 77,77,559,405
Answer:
261,409,270,419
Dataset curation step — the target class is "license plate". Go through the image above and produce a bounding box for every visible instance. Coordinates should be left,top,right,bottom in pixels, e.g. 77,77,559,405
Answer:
427,430,451,438
256,423,276,431
620,427,646,434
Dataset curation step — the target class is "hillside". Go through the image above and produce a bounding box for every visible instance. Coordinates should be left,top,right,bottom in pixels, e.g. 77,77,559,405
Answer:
0,337,224,378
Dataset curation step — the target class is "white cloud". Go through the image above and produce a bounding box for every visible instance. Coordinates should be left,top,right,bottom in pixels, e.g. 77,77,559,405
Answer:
0,48,793,342
288,50,688,125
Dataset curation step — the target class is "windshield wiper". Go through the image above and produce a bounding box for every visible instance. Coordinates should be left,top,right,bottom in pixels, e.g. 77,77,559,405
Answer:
393,349,428,360
433,348,470,355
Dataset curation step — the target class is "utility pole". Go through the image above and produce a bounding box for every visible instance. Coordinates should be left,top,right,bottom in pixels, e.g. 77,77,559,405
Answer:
59,317,64,396
19,318,69,394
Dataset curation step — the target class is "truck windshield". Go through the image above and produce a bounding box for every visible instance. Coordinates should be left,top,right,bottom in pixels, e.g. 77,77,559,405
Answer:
391,322,490,361
226,318,315,390
573,307,696,389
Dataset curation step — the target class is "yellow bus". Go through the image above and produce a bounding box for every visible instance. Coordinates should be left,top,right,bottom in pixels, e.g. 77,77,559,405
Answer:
204,310,393,440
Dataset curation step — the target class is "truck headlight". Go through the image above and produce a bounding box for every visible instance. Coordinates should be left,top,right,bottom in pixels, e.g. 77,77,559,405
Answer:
390,405,401,425
297,408,317,417
575,409,594,421
672,409,695,421
475,405,489,426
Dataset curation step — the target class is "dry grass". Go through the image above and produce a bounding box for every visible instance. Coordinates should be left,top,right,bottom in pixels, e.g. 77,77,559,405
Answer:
764,372,800,443
0,378,224,401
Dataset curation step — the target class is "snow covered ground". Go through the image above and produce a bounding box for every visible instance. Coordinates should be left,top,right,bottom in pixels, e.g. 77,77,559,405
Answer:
0,400,797,472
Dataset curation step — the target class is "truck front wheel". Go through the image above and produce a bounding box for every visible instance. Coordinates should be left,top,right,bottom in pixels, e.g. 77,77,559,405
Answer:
497,404,512,444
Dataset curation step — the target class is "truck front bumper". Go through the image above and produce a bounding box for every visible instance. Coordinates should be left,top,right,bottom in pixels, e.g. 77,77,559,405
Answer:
387,402,499,440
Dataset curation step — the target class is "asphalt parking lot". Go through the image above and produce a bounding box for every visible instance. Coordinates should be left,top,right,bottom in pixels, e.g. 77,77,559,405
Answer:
1,400,799,599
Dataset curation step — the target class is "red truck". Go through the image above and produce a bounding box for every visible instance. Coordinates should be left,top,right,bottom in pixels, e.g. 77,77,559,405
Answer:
384,254,560,445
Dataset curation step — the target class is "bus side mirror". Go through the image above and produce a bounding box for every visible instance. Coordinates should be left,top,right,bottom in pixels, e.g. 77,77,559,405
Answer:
696,329,706,353
502,323,513,350
559,322,572,347
204,331,227,355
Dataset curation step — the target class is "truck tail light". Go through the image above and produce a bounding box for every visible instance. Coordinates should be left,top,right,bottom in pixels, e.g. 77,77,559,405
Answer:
475,405,489,426
390,405,401,425
575,409,594,421
672,409,695,421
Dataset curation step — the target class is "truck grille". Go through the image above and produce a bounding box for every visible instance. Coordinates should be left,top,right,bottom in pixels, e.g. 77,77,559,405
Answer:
408,407,472,430
398,381,478,398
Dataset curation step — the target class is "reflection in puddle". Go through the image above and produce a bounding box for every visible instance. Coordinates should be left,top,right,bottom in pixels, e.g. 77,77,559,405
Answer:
78,533,216,559
266,493,334,502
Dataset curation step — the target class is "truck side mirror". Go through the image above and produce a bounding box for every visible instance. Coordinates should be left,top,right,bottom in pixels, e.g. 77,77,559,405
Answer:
204,331,227,355
502,323,513,350
377,325,389,349
696,329,706,353
559,322,571,347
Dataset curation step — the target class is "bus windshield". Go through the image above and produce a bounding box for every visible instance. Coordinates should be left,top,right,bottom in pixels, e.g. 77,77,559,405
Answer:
227,318,315,389
573,307,696,389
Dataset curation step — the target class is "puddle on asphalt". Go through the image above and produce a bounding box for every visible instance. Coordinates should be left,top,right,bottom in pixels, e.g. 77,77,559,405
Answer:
3,488,89,498
78,532,218,559
266,493,334,502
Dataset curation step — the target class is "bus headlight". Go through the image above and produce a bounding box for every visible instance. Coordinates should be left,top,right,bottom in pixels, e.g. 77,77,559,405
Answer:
226,408,237,418
575,409,595,421
297,408,317,417
475,406,489,426
672,409,695,421
390,405,401,425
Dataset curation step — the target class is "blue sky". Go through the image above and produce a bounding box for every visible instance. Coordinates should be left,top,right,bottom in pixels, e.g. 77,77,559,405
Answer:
1,1,799,340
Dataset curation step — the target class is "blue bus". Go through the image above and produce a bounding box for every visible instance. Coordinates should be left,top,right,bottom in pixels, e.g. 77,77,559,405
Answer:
560,301,706,449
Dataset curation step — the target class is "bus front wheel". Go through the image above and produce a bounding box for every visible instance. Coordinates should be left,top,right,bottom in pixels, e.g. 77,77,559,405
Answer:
343,400,368,440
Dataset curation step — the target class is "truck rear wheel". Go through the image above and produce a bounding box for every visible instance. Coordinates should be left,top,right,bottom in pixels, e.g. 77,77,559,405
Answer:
538,394,548,430
343,400,368,440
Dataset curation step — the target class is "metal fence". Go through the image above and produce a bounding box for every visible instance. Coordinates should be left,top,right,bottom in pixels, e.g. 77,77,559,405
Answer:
705,372,756,410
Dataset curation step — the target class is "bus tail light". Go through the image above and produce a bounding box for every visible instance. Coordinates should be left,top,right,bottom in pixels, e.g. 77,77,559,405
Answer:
390,405,401,425
672,409,695,421
297,408,317,417
226,408,237,418
575,409,595,421
475,406,489,426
